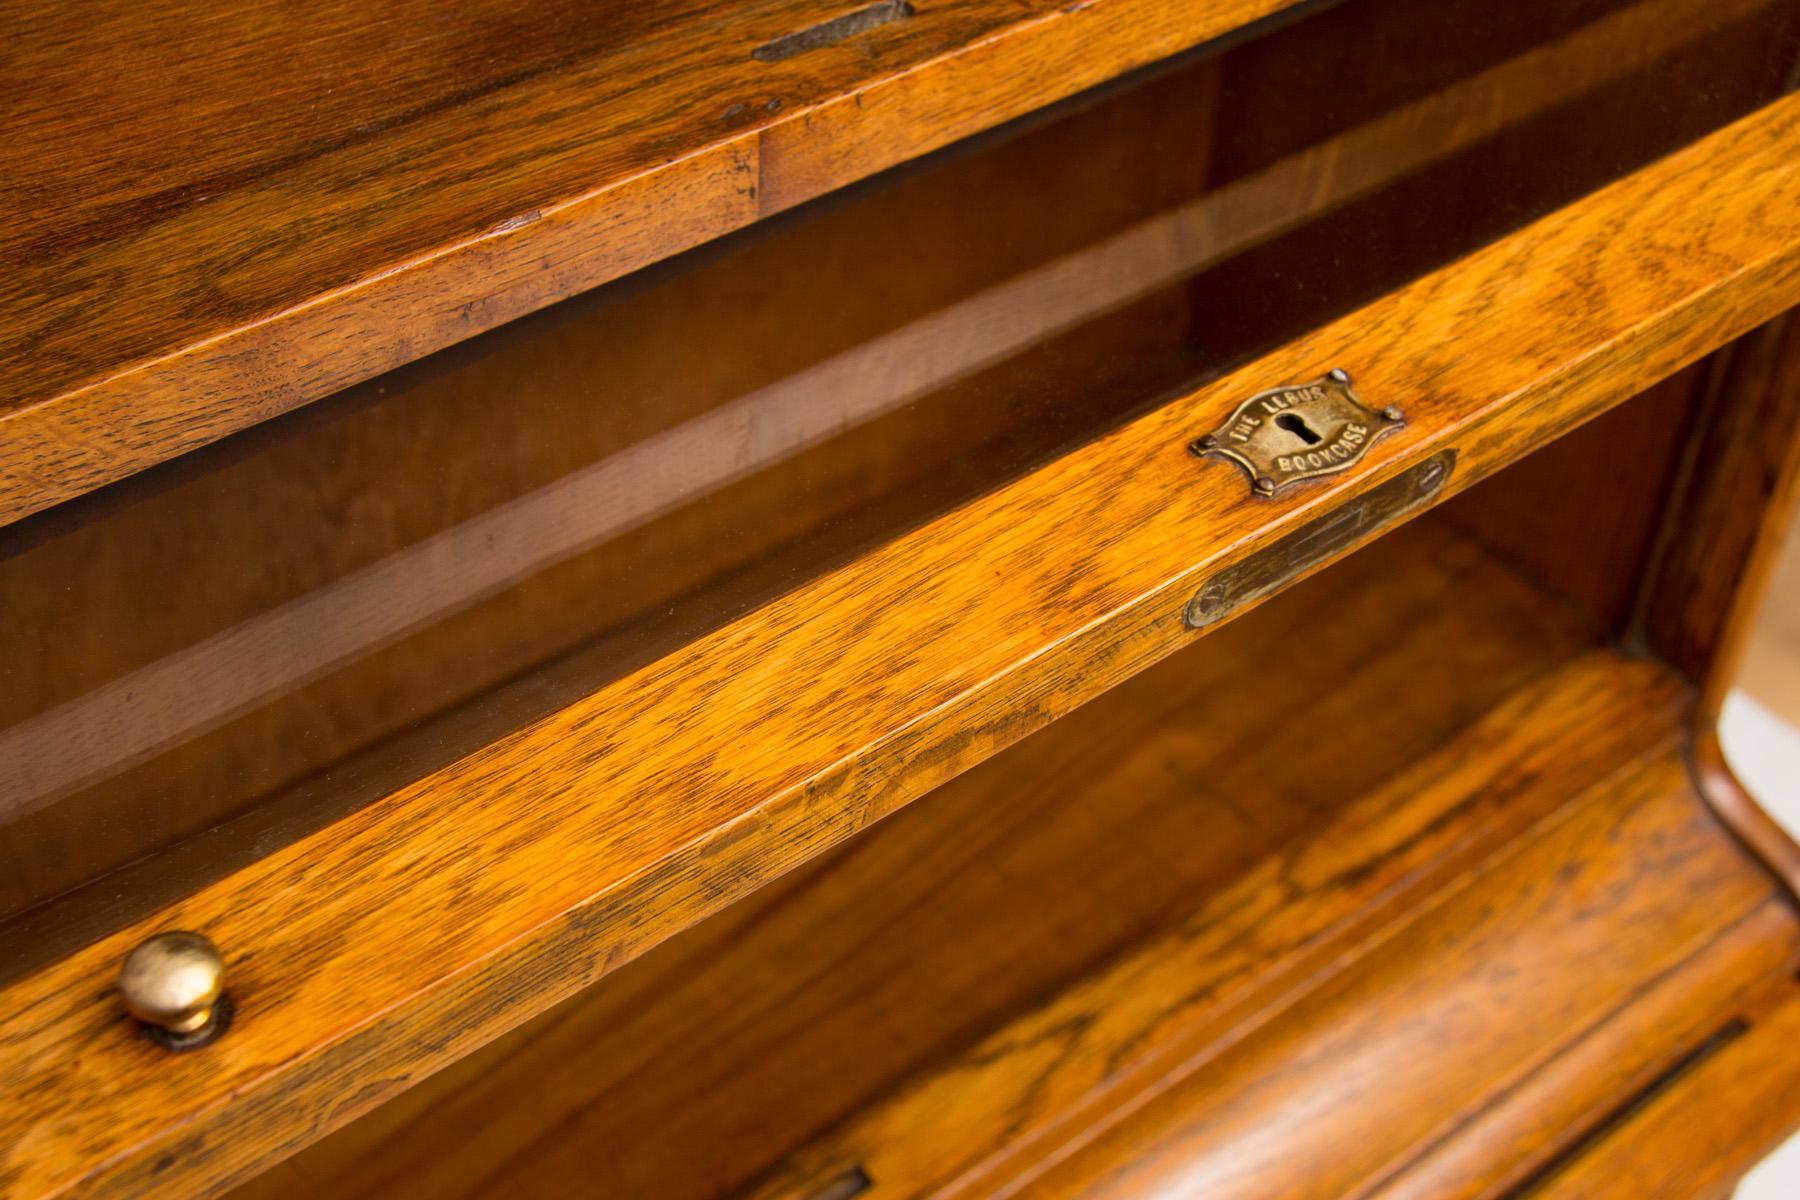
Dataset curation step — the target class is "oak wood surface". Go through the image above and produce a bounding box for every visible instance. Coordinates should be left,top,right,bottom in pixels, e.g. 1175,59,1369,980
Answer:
1636,314,1800,894
1369,900,1800,1200
243,628,1782,1200
1525,987,1800,1199
744,651,1698,1199
7,88,1800,1200
1640,314,1800,696
1436,362,1709,637
0,49,1227,923
0,0,1321,528
229,517,1599,1200
1011,749,1779,1200
6,0,1781,929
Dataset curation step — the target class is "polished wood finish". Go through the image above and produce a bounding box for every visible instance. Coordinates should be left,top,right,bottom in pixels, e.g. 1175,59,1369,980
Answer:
1526,989,1800,1199
1637,315,1800,894
233,522,1794,1200
1012,751,1775,1200
7,0,1782,936
0,48,1226,925
0,0,1318,528
1641,314,1800,699
11,2,1800,1196
7,88,1800,1200
1437,363,1710,636
231,518,1606,1199
1372,901,1800,1200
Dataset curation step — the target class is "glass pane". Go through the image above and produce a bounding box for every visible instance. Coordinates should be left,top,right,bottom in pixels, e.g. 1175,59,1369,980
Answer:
5,0,1798,956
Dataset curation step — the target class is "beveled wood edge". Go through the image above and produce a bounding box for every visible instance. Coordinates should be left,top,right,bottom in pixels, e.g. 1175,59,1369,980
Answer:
1662,318,1800,900
5,93,1800,1200
0,0,1311,529
1690,734,1800,900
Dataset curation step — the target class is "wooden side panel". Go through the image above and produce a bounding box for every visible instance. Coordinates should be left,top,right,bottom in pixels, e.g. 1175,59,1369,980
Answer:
1436,362,1710,636
1636,314,1800,896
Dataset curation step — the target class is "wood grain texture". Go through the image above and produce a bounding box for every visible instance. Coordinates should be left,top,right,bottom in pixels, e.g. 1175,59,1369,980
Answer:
229,517,1599,1200
6,91,1800,1200
998,750,1778,1200
8,0,1783,923
1368,899,1800,1200
1640,313,1800,698
744,650,1695,1200
1635,314,1800,896
1436,361,1709,637
1525,987,1800,1199
0,55,1224,923
0,0,1317,527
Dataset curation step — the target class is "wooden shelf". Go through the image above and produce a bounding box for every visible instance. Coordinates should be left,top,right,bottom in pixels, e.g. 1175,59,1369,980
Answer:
0,0,1313,527
227,517,1792,1199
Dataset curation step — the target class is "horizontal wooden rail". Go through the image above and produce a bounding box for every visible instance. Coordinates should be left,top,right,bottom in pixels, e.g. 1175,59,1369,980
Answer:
0,0,1314,528
4,90,1800,1200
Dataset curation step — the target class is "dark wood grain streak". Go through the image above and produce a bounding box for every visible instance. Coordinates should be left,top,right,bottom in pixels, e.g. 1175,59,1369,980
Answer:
1524,986,1800,1198
4,93,1800,1200
1369,900,1800,1200
6,0,1778,924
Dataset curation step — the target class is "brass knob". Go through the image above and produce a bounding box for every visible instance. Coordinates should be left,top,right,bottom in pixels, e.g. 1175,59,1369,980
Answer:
119,931,229,1048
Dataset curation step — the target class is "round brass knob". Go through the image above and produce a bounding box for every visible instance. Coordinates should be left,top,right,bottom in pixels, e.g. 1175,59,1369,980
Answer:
119,931,230,1048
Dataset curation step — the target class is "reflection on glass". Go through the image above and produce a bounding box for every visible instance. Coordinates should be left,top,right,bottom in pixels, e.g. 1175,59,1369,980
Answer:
3,0,1797,952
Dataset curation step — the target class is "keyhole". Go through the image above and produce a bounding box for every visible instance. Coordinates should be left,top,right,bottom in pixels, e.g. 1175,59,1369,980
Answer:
1277,413,1322,445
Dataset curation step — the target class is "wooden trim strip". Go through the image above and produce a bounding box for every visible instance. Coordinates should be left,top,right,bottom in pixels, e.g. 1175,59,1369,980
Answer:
5,91,1800,1200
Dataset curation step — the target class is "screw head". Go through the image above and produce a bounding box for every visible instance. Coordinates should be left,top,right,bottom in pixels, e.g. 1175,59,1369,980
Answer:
1190,435,1219,455
1254,476,1278,497
1327,367,1351,384
1381,406,1404,423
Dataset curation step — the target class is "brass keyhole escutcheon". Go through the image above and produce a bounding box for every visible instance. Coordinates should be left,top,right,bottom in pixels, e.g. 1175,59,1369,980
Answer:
1190,368,1404,497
